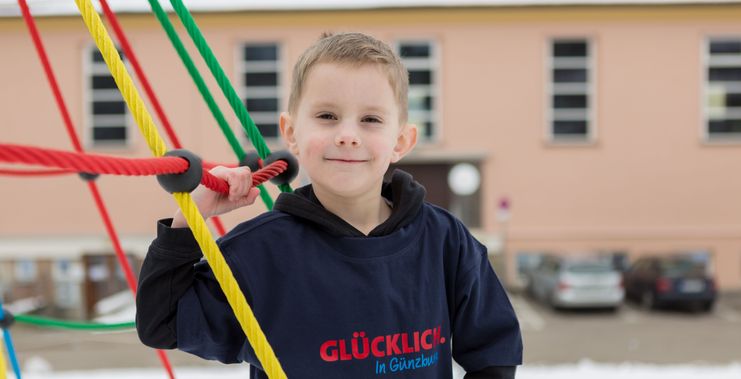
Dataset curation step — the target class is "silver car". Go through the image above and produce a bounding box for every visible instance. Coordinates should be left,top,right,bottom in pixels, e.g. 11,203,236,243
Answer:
526,255,625,310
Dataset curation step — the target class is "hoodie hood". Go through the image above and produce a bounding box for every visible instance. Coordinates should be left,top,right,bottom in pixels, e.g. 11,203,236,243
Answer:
273,169,426,237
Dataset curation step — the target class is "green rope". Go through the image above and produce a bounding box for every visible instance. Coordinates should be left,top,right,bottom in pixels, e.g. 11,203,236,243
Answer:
147,0,274,209
167,0,292,194
14,314,135,331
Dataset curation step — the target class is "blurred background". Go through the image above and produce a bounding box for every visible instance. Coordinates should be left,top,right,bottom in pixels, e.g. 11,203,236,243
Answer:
1,0,740,377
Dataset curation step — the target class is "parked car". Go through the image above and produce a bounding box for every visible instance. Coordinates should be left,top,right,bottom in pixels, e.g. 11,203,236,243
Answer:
623,255,716,312
526,255,624,310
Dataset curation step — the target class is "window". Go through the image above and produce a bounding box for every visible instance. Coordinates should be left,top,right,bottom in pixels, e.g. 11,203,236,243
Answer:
14,259,37,283
705,38,741,141
549,39,593,142
241,43,281,139
87,48,129,146
398,41,437,141
53,259,83,309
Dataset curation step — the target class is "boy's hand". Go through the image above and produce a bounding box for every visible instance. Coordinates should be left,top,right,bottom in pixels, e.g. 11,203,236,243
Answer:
171,166,261,228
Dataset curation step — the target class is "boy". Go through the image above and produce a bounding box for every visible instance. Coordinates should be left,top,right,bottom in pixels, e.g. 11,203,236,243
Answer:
136,32,522,378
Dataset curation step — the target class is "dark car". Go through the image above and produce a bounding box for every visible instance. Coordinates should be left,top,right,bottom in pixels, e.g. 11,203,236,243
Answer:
623,255,716,312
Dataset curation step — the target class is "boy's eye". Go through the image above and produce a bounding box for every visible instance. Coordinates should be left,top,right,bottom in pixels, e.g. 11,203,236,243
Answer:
317,113,337,120
362,116,382,123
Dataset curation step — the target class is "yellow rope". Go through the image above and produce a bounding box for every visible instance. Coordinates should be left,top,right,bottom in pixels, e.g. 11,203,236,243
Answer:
0,342,7,379
175,194,284,376
73,1,286,377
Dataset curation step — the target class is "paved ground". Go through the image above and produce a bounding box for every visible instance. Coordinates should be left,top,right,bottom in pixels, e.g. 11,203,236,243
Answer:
4,292,741,373
513,291,741,364
6,324,210,371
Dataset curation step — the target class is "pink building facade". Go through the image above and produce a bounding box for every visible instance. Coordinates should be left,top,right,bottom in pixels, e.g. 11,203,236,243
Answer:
1,1,740,313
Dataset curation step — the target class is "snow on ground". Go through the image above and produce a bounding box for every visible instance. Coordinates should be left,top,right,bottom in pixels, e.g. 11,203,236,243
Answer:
92,290,136,324
5,360,741,379
516,360,741,379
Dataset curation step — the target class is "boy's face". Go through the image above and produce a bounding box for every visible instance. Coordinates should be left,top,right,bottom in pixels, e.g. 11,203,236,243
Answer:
280,62,416,199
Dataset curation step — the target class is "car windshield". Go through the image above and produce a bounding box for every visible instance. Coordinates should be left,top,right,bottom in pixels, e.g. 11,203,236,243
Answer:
660,259,706,276
566,262,613,273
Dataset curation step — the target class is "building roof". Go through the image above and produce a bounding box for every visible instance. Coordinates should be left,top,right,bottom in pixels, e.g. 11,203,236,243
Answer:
1,0,740,18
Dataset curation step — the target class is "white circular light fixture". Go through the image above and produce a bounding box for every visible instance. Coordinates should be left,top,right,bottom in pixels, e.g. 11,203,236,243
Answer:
448,163,480,196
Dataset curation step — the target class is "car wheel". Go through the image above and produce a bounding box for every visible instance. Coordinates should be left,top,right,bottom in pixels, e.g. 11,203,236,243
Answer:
641,291,657,310
702,301,715,312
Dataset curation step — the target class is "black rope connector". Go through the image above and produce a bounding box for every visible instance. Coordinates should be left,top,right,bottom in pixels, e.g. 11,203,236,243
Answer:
78,172,100,182
0,308,15,329
156,149,203,193
239,151,263,173
264,150,299,185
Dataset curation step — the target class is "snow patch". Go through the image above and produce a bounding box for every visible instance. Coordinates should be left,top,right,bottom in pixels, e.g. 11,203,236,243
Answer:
4,360,741,378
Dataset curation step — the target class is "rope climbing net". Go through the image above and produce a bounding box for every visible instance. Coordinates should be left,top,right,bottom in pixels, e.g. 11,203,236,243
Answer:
1,1,298,378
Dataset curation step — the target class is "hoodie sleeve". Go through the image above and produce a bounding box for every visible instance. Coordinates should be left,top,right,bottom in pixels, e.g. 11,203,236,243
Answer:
174,259,258,365
451,224,523,372
135,219,258,366
136,219,202,349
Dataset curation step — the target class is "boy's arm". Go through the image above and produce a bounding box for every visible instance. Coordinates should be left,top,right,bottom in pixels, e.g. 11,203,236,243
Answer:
136,218,258,365
136,218,203,348
451,225,523,374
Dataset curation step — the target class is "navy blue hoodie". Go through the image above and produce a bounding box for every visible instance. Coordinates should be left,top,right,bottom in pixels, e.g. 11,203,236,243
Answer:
136,170,522,378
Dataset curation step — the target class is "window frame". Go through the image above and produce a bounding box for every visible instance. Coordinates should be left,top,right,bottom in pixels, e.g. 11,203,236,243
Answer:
395,39,442,144
702,36,741,144
83,45,132,149
237,41,284,143
546,37,597,145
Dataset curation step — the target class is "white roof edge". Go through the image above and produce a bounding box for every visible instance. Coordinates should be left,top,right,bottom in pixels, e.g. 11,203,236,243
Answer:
1,0,740,18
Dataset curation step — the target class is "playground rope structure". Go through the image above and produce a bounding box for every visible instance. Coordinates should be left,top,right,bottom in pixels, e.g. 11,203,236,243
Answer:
97,0,227,237
14,0,176,377
165,0,292,196
145,0,279,209
1,1,296,378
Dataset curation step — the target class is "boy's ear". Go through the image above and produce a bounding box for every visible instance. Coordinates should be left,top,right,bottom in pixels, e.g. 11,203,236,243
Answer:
391,123,417,163
279,112,299,156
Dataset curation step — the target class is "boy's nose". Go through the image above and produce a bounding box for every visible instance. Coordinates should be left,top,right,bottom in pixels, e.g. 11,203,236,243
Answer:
334,128,361,147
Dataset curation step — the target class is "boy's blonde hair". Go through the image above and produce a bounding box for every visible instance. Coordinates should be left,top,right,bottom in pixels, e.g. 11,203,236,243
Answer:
288,32,409,123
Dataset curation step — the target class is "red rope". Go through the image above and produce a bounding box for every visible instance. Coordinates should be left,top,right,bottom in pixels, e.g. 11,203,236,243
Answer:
18,0,82,153
200,159,288,194
88,181,139,294
87,179,175,379
0,143,188,176
0,143,287,195
0,168,74,176
210,216,227,236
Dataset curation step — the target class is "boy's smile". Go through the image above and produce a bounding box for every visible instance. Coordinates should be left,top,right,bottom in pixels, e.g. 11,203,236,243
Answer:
327,161,366,165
